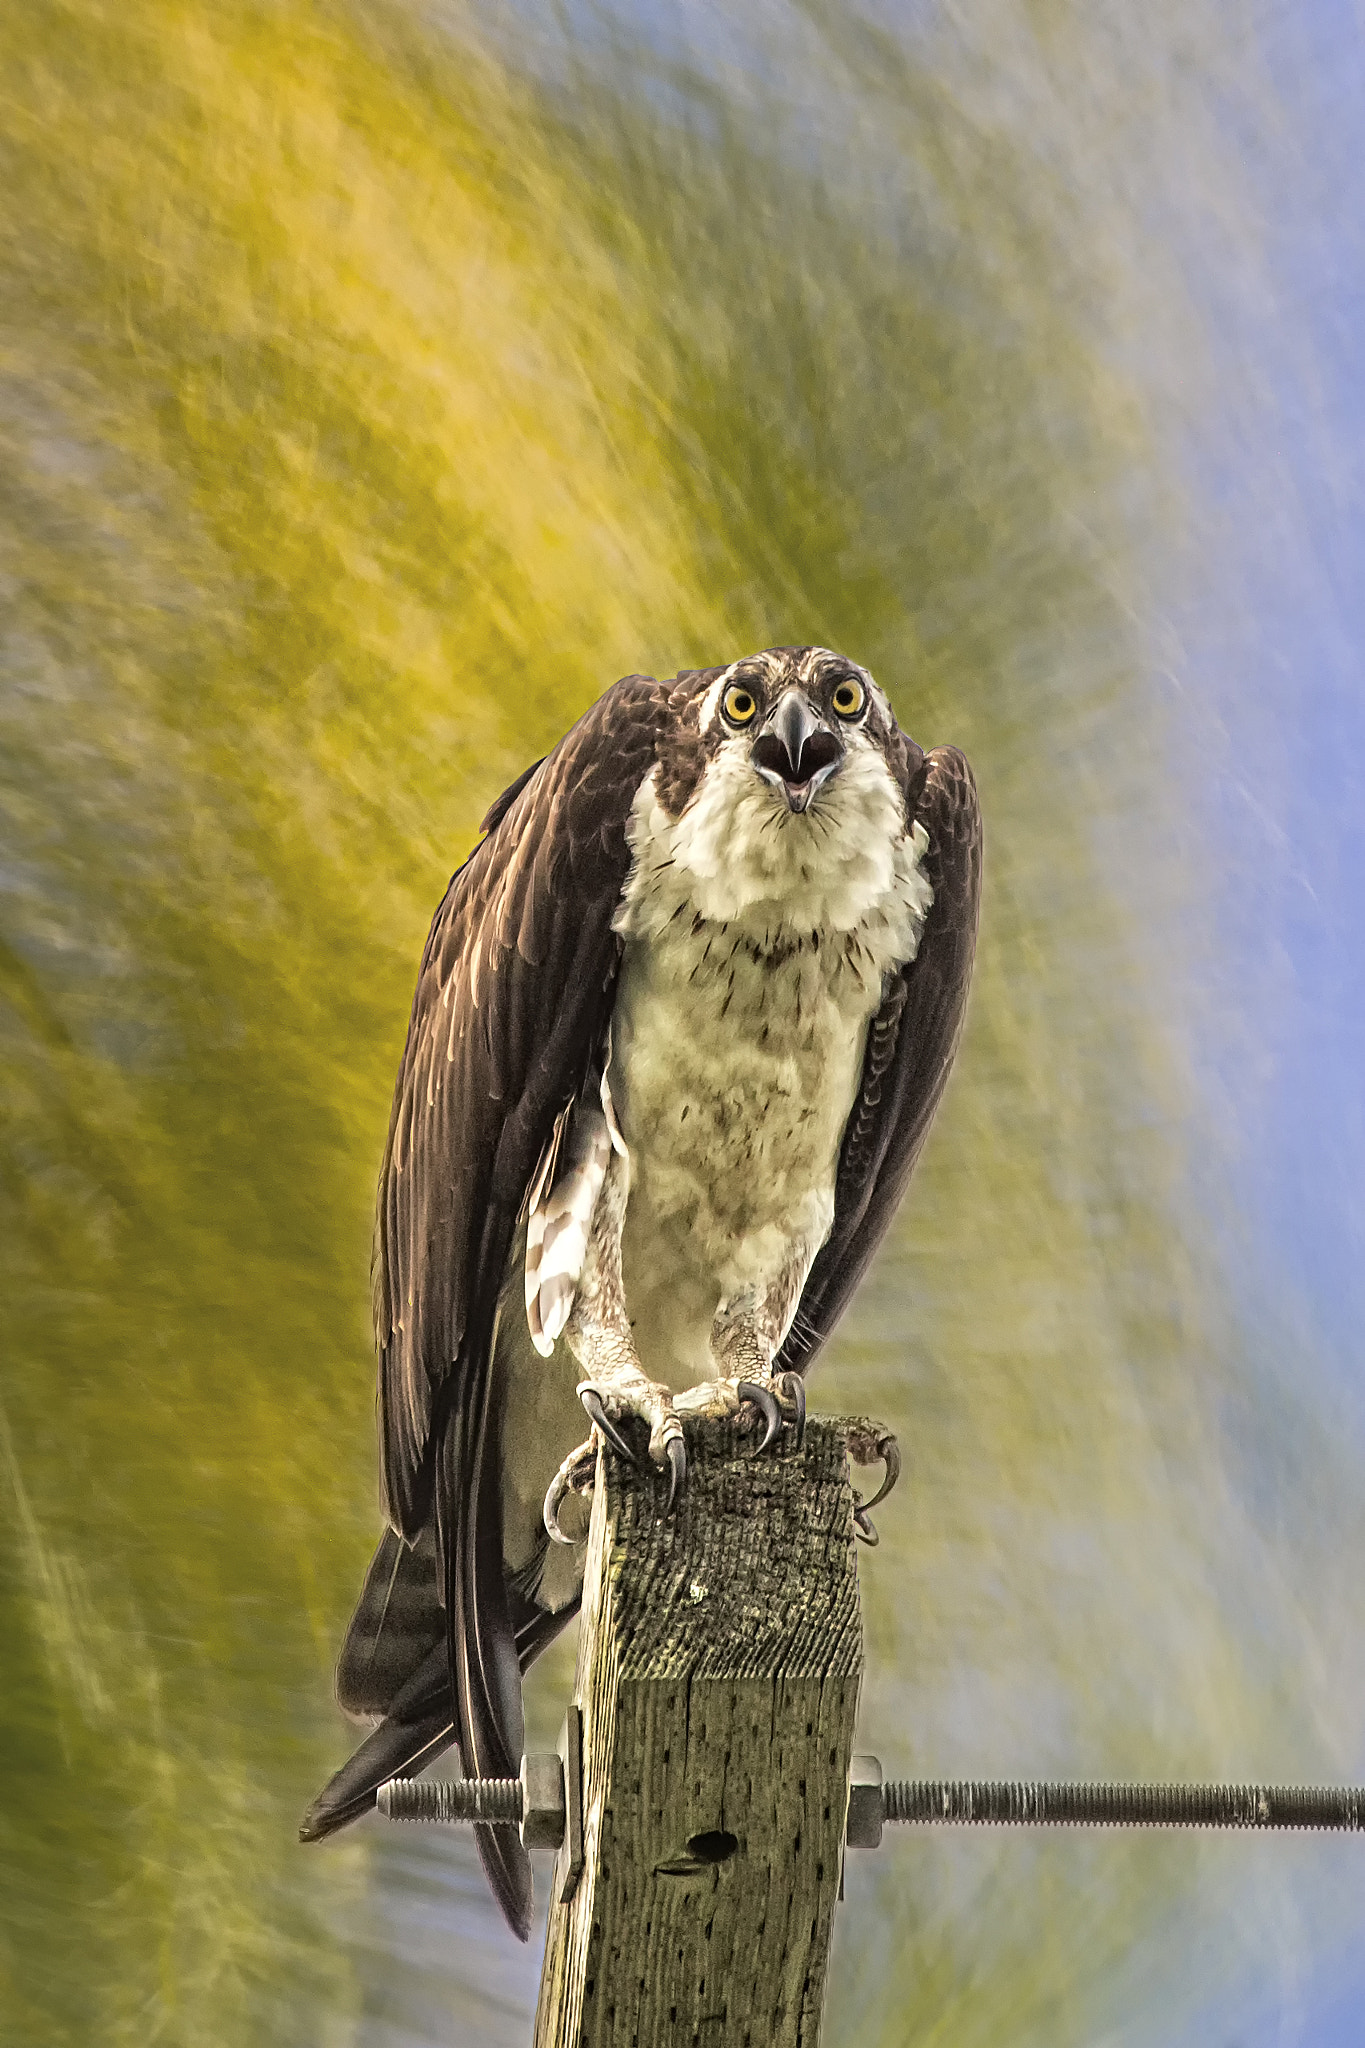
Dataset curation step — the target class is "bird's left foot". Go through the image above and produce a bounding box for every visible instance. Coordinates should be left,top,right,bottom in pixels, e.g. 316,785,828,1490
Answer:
845,1421,901,1544
732,1370,806,1453
673,1369,806,1453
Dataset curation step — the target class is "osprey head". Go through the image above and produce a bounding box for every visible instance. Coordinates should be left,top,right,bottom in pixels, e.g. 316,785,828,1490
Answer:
627,644,929,946
699,646,890,816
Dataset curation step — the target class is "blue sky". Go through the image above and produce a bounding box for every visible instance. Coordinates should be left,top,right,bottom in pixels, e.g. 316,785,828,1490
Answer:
1187,0,1365,1416
1176,17,1365,2037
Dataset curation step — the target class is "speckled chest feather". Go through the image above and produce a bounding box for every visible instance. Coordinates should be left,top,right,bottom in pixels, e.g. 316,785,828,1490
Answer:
608,738,933,1384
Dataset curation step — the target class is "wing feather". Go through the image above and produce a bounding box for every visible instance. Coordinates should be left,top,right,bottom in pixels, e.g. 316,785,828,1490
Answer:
778,743,983,1376
369,676,668,1938
374,676,668,1537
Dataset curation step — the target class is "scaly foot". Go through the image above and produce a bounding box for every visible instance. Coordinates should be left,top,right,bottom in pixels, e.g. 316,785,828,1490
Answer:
732,1371,806,1452
673,1369,806,1454
674,1375,775,1447
575,1377,687,1509
706,1296,805,1454
543,1436,597,1545
544,1373,810,1541
845,1420,900,1544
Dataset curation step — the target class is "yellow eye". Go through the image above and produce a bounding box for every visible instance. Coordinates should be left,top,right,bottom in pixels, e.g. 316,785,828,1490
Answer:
722,684,758,725
831,678,865,719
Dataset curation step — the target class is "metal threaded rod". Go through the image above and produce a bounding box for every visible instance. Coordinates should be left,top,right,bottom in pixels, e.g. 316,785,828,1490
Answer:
882,1780,1365,1831
377,1776,523,1824
375,1760,1365,1841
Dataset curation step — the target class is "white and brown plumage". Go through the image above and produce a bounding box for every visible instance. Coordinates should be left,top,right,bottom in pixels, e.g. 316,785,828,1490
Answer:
301,647,982,1938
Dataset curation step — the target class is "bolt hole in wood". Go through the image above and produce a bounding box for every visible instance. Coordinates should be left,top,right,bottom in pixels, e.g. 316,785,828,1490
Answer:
655,1829,740,1875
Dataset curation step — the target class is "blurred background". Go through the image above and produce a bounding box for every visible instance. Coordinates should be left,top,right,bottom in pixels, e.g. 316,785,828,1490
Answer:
2,2,1363,2042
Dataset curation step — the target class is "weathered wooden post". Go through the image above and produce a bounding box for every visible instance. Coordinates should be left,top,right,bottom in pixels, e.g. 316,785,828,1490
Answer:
534,1417,865,2048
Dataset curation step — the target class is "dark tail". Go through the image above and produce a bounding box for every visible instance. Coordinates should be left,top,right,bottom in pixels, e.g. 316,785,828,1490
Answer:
301,1528,451,1842
302,1487,578,1938
299,1675,454,1840
442,1367,535,1938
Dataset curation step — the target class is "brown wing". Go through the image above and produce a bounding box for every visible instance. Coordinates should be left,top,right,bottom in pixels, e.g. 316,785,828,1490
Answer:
370,674,670,1936
374,678,668,1535
777,743,983,1377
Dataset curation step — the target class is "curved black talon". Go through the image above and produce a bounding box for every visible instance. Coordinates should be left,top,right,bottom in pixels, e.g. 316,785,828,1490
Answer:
664,1434,687,1513
776,1370,806,1450
579,1387,643,1468
859,1434,901,1514
737,1381,782,1455
544,1439,597,1545
853,1505,879,1546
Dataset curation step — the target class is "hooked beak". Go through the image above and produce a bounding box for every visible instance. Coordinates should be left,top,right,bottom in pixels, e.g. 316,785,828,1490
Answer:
750,689,843,814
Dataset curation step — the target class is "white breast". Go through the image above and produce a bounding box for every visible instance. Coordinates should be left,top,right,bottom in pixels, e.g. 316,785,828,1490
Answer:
608,745,933,1387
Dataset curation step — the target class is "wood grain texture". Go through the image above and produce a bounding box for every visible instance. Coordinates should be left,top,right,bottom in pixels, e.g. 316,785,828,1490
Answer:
535,1419,865,2048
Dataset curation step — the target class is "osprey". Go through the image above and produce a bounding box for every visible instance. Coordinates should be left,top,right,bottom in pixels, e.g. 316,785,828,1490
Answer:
301,647,981,1938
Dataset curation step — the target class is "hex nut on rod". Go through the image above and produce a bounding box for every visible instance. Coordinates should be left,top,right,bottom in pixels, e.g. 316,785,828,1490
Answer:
520,1752,567,1850
846,1755,884,1848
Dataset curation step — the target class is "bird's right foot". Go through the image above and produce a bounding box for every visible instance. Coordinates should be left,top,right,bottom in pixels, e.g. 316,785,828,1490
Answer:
575,1378,688,1510
543,1436,597,1545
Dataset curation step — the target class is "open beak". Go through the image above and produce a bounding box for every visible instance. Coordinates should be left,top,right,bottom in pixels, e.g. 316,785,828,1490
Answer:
750,689,843,813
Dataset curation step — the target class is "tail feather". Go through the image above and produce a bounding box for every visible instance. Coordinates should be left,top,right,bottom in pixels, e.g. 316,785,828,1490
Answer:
300,1530,577,1867
442,1364,537,1939
300,1637,455,1841
336,1525,442,1719
299,1706,455,1841
301,1535,452,1843
474,1821,533,1943
304,1338,581,1943
512,1590,579,1672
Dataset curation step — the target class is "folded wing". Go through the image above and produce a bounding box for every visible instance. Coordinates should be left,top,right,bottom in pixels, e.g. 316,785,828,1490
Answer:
324,677,672,1936
778,744,983,1374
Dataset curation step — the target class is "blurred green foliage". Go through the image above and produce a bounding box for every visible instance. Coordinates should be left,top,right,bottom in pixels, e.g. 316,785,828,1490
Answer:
1,3,1353,2044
